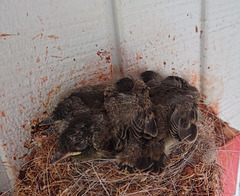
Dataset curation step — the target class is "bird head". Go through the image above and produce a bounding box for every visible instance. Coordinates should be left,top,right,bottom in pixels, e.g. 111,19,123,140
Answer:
50,132,90,164
116,77,134,92
50,114,94,164
140,70,163,87
161,76,190,89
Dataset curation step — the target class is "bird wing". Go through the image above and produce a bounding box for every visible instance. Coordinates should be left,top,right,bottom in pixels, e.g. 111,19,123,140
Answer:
104,80,158,142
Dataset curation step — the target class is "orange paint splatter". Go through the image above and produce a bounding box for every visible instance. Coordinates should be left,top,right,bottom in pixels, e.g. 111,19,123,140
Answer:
51,56,62,58
172,36,176,41
0,124,2,130
47,35,59,40
110,65,114,77
40,76,48,86
32,33,43,40
29,71,32,75
129,31,133,35
19,104,25,109
41,90,55,108
82,78,86,86
18,153,28,160
190,74,198,87
195,25,198,33
96,50,110,61
136,53,143,60
45,46,48,61
70,70,75,76
1,111,6,117
30,96,35,103
55,85,62,93
0,33,19,39
36,56,40,63
21,124,26,129
37,16,43,24
106,56,111,63
19,110,23,115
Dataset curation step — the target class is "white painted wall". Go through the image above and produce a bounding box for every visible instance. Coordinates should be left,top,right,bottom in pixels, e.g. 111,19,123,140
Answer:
0,0,239,192
0,0,118,190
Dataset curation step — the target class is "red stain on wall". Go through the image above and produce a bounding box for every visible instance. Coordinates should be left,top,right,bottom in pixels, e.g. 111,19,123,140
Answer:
51,56,62,58
36,57,40,63
0,33,19,39
45,46,49,61
40,76,48,86
18,154,28,160
47,35,59,40
1,111,6,117
110,65,114,77
32,33,43,40
41,90,55,108
30,96,35,103
19,104,25,109
195,25,198,33
190,74,198,87
55,85,62,94
136,53,143,60
96,50,111,63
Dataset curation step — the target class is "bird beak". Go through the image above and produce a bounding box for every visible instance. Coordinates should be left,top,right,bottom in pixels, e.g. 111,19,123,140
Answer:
50,151,82,164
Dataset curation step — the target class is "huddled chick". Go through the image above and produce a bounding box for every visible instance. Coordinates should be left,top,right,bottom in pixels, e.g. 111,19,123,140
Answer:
38,70,200,174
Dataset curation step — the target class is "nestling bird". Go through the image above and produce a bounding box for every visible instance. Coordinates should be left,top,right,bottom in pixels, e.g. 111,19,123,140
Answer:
104,77,158,142
123,71,200,173
104,77,163,172
140,70,163,87
50,111,117,164
38,84,106,133
150,75,200,144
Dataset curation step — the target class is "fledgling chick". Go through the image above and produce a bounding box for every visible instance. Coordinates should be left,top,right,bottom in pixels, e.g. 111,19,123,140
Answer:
38,84,106,133
124,72,200,173
50,111,117,164
104,77,162,172
140,70,163,87
104,78,158,142
149,75,200,158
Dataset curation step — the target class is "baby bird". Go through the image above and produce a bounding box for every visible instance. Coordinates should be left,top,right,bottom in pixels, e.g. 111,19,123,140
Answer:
140,70,163,87
150,75,200,145
50,111,117,164
38,84,106,133
104,77,158,142
104,77,163,172
127,71,200,173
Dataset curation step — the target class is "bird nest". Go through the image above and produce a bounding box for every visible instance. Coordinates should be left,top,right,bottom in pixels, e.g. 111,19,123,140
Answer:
13,102,238,195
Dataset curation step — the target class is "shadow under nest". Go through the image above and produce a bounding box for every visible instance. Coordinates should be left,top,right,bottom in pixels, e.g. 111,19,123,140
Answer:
14,103,238,196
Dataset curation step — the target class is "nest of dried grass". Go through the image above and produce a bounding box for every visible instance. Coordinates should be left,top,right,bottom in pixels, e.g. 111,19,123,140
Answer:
13,103,239,196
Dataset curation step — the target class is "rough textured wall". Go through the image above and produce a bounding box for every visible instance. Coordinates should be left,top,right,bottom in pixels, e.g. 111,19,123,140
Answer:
0,0,117,189
0,0,240,191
